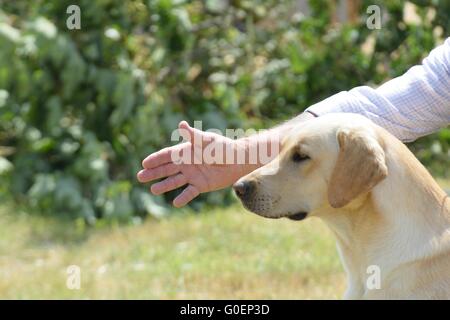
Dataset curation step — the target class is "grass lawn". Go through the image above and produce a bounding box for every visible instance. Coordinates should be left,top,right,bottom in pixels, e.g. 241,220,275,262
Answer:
1,181,448,299
438,178,450,191
0,204,344,299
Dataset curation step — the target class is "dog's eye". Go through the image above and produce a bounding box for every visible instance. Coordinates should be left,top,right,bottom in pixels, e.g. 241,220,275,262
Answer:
292,151,310,163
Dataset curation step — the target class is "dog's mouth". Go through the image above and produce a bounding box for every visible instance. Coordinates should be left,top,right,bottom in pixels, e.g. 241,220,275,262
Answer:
246,209,309,221
287,212,308,221
239,197,309,221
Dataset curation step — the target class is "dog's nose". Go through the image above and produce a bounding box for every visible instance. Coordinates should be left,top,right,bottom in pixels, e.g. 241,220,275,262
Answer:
233,180,256,199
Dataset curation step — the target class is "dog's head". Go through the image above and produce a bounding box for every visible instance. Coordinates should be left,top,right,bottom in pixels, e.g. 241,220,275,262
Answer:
233,113,388,220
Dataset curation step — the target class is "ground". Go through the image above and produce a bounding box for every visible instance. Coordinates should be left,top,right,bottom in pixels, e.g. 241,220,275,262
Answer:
1,179,448,299
0,204,344,299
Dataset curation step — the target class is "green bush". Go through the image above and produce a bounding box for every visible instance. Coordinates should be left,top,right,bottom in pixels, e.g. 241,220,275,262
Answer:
0,0,448,222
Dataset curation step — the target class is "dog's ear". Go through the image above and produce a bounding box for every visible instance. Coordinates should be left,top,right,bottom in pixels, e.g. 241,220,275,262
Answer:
328,128,388,208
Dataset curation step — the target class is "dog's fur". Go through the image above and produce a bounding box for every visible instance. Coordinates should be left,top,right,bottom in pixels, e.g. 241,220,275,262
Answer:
235,113,450,299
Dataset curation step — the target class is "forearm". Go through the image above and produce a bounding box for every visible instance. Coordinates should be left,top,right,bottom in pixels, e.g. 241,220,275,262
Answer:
237,38,449,177
236,112,315,175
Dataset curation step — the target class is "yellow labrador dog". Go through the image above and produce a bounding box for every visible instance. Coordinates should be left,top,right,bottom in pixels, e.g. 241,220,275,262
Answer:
233,113,450,299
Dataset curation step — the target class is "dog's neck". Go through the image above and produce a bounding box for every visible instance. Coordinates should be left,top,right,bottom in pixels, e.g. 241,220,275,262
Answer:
319,136,450,299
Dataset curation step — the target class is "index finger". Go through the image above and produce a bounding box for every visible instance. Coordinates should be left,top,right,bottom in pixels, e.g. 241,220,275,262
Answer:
141,143,187,169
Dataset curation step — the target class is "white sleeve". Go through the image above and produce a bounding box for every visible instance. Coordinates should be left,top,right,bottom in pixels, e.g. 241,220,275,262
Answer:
306,37,450,142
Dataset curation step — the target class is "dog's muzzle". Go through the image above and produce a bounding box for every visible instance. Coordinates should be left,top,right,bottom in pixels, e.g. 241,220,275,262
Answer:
233,180,275,215
233,180,308,221
233,180,256,202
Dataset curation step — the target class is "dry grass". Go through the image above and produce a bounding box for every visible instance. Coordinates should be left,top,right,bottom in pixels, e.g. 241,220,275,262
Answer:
1,178,449,299
0,205,344,299
438,178,450,190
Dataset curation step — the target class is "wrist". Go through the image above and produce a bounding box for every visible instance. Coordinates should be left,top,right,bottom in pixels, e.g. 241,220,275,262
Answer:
232,137,261,178
232,112,316,179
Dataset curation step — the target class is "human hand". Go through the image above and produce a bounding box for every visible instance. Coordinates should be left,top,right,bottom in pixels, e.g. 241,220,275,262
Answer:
137,121,255,207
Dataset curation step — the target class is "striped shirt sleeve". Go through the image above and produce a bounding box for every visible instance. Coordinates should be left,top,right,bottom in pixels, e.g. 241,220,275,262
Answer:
306,37,450,142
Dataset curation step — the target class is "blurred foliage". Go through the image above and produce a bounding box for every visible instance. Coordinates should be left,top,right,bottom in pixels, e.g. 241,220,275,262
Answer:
0,0,448,222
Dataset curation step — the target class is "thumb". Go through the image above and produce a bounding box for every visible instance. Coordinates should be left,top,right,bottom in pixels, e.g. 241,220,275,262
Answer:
178,120,205,144
177,120,194,143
